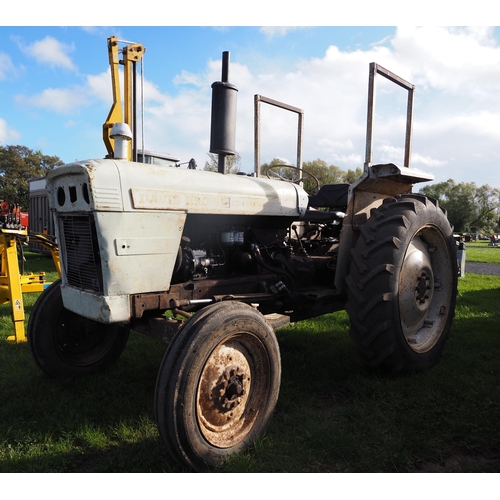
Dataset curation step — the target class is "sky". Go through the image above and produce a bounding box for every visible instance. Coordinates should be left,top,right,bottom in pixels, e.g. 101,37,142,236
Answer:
2,10,500,190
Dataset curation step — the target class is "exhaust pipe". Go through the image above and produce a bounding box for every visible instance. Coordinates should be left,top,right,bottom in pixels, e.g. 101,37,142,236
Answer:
210,51,238,174
110,123,133,160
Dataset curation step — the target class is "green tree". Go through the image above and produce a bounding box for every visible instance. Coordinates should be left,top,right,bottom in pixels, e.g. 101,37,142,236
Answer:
0,145,63,210
204,152,241,174
343,167,363,184
302,159,346,192
260,158,296,184
471,184,500,232
419,179,500,233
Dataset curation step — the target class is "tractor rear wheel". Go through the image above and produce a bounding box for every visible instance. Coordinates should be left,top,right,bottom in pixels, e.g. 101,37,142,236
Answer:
28,279,130,377
346,194,458,373
154,301,281,470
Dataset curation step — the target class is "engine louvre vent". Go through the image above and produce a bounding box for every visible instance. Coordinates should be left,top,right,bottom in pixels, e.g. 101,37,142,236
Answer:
58,214,103,293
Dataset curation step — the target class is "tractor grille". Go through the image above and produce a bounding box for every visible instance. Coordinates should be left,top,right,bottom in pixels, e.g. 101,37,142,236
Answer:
58,214,103,293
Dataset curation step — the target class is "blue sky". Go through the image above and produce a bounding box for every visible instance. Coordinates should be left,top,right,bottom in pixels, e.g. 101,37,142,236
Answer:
2,19,500,189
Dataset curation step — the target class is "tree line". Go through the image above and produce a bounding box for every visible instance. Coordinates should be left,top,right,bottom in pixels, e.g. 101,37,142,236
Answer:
1,144,498,234
419,179,500,235
204,154,363,195
0,145,63,210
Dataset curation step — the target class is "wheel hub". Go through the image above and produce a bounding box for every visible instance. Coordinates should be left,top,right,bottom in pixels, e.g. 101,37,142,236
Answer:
217,366,247,411
399,236,434,339
196,338,257,446
415,271,431,304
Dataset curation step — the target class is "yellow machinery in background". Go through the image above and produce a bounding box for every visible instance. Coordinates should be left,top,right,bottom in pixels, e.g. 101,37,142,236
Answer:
1,229,60,343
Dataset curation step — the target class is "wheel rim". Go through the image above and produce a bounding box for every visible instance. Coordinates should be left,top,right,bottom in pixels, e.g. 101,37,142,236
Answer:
54,309,118,366
399,225,454,353
196,333,270,448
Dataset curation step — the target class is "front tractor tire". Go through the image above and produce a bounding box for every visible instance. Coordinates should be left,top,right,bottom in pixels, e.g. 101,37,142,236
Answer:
28,280,130,377
346,194,458,374
154,301,281,470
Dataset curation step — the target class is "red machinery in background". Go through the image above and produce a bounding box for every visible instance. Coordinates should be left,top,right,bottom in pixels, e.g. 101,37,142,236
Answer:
0,201,28,230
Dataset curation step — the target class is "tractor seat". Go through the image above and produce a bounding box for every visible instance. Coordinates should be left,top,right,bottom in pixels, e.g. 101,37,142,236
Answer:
301,184,349,223
308,184,349,210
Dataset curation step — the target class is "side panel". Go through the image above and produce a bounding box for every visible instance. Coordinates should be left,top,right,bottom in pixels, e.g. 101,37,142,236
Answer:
94,211,186,295
59,285,131,323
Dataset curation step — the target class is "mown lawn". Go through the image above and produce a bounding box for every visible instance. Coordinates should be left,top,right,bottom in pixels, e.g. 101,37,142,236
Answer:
0,252,499,473
464,240,500,264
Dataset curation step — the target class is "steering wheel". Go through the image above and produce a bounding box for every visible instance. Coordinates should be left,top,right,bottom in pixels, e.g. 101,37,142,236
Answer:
266,164,320,192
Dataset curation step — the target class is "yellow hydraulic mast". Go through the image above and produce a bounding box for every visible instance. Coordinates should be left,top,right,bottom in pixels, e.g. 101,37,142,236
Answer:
103,36,123,158
102,36,146,161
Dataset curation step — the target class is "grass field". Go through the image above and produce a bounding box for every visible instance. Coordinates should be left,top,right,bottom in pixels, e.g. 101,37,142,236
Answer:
0,251,499,473
463,240,500,264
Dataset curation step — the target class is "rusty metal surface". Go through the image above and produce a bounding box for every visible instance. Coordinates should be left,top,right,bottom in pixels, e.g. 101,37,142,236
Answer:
131,274,276,318
196,331,269,448
263,313,291,331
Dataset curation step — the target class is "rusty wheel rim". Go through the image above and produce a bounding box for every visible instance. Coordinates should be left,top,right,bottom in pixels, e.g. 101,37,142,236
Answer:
196,334,269,448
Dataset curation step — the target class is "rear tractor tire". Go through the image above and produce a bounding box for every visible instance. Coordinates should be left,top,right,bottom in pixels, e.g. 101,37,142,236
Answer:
154,301,281,470
346,194,458,373
28,279,130,377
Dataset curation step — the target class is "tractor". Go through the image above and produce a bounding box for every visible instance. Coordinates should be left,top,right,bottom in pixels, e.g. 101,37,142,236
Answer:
27,38,457,470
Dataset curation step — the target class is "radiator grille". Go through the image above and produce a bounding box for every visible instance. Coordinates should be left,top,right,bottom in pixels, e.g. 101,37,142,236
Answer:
58,214,103,293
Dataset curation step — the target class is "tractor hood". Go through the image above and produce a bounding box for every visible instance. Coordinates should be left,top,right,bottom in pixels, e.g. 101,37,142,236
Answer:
46,159,310,217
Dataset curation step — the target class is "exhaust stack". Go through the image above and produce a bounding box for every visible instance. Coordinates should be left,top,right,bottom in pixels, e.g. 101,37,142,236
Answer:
210,51,238,174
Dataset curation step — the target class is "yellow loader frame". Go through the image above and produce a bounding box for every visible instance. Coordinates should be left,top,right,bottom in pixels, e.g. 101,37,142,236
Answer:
1,229,61,343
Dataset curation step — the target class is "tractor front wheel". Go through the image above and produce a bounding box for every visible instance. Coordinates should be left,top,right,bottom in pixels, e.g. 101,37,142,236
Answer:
28,280,130,377
154,301,281,470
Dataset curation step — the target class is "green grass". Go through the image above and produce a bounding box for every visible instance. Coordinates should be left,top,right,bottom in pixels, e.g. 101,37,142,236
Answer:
1,252,500,472
464,241,500,264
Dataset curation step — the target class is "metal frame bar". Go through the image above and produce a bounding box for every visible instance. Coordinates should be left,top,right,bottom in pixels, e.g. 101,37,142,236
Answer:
365,62,415,169
254,95,304,177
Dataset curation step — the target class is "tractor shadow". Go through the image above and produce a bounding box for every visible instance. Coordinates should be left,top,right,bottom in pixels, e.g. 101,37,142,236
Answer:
0,329,184,472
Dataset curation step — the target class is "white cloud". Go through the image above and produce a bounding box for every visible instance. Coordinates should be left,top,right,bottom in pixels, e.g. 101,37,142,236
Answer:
17,35,76,70
14,26,500,187
0,117,21,143
87,69,166,105
86,71,112,102
173,69,206,88
412,153,448,169
16,66,168,117
0,52,16,80
15,87,89,114
391,27,500,95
